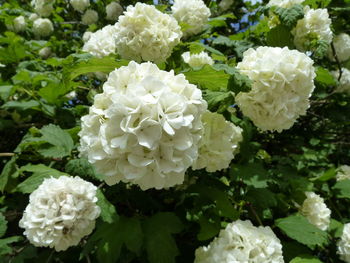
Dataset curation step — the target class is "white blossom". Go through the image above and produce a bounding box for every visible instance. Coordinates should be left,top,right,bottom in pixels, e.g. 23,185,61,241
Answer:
195,220,284,263
182,51,214,68
33,18,54,37
336,165,350,181
114,3,182,63
235,46,316,132
39,47,51,59
7,16,26,33
292,6,333,51
79,61,207,190
192,111,243,172
329,33,350,62
82,31,92,42
300,192,331,231
171,0,211,37
82,25,118,57
70,0,90,13
106,2,123,21
219,0,234,11
82,9,98,25
19,176,100,252
338,223,350,263
332,68,350,94
267,0,304,8
29,13,39,21
31,0,55,17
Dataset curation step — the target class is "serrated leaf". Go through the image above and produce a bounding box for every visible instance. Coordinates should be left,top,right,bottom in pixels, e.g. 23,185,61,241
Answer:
0,213,7,238
144,212,183,263
312,40,329,59
231,162,269,188
96,189,118,224
333,179,350,199
16,164,68,194
65,158,103,181
275,5,304,28
266,25,293,48
0,157,17,193
0,236,23,256
275,214,328,248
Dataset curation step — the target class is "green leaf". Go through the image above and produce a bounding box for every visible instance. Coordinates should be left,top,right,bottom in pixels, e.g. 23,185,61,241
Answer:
197,216,221,241
1,100,40,111
329,219,344,238
183,65,230,91
315,67,336,86
333,179,350,199
312,40,329,59
290,255,324,263
65,158,103,181
275,5,304,28
16,164,68,194
313,167,336,182
144,212,183,263
266,25,293,48
202,90,234,112
96,189,118,224
0,157,17,193
37,124,74,158
275,214,328,248
231,162,269,188
0,213,7,238
0,236,23,256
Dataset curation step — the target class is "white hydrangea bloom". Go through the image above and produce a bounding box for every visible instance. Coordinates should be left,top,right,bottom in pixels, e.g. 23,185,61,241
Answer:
82,31,92,42
182,51,214,68
332,68,350,94
114,3,182,63
29,13,39,21
82,25,118,58
79,61,207,190
267,0,304,8
106,2,123,21
195,220,284,263
82,9,98,25
70,0,90,13
292,6,333,51
39,47,51,59
338,223,350,263
7,16,26,33
192,111,243,172
300,192,331,231
336,165,350,181
171,0,211,37
31,0,55,17
219,0,234,11
33,18,54,37
19,176,100,252
235,46,316,132
329,33,350,62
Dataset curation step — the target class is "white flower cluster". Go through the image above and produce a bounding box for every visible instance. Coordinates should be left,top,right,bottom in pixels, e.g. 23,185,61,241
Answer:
300,192,331,231
7,16,26,33
31,0,55,17
70,0,90,13
83,25,118,58
182,51,214,68
292,6,333,51
82,31,92,42
194,220,284,263
338,223,350,263
192,111,243,172
39,47,51,59
336,165,350,181
329,33,350,62
114,3,182,63
235,46,316,132
106,2,123,21
79,61,207,190
332,68,350,94
82,9,98,25
219,0,234,11
267,0,304,8
171,0,211,37
33,18,54,37
19,176,100,252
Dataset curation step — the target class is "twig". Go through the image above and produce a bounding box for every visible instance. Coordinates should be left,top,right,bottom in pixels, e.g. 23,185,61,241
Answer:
331,42,343,81
46,250,54,263
247,202,263,226
98,182,106,189
0,153,15,157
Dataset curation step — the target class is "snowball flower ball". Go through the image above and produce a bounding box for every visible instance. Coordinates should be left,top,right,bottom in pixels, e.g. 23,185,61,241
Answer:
219,0,234,11
7,16,26,33
338,223,350,263
332,68,350,94
267,0,304,8
31,0,55,17
106,2,123,21
336,165,350,181
83,25,118,58
171,0,211,37
33,18,54,37
182,51,214,68
82,31,92,42
235,46,316,132
70,0,90,13
79,61,207,190
82,9,98,25
194,220,284,263
329,33,350,62
192,111,243,172
292,6,333,51
19,176,100,252
29,13,39,21
114,3,182,63
39,47,51,59
300,192,331,231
